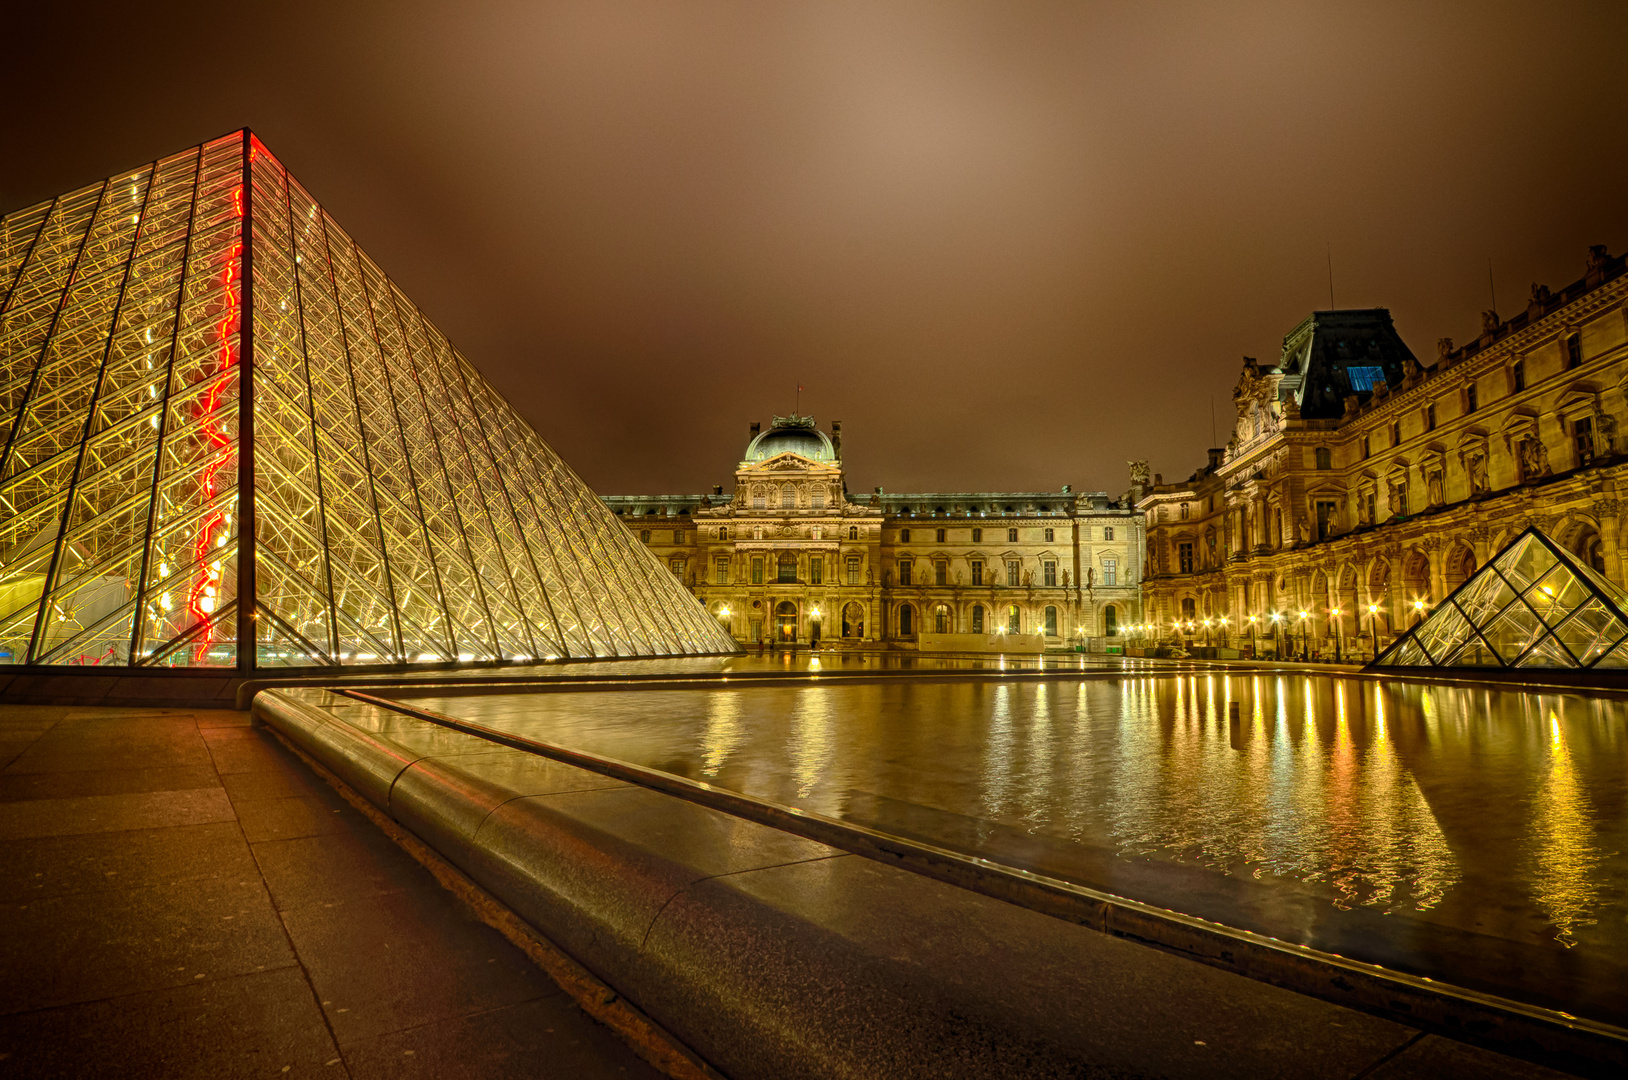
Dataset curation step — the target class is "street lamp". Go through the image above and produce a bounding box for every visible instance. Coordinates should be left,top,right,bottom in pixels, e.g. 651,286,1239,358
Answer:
1247,614,1257,659
1218,616,1230,648
1412,598,1426,627
1201,617,1212,647
1298,610,1309,661
1367,603,1381,662
1330,608,1344,663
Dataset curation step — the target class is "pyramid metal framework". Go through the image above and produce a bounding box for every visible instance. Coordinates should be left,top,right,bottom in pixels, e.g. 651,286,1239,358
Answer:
1373,527,1628,670
0,130,737,671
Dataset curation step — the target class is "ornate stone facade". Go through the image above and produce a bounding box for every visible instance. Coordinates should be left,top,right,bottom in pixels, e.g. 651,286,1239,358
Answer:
604,415,1143,647
1138,246,1628,660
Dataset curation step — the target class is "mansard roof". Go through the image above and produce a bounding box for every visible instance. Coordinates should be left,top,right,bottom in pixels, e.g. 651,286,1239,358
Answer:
1273,308,1419,420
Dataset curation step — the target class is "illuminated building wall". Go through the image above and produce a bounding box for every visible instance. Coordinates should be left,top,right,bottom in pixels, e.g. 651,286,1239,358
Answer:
0,130,736,670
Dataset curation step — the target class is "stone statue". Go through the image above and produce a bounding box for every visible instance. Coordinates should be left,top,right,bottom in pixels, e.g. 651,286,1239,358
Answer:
1467,452,1489,494
1518,437,1550,481
1481,310,1501,335
1297,518,1311,544
1128,460,1151,486
1387,479,1406,517
1598,412,1618,454
1062,569,1070,588
1427,469,1444,507
1530,283,1551,304
1021,569,1033,587
1437,338,1455,360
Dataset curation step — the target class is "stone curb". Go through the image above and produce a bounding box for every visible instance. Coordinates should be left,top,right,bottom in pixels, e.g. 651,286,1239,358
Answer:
252,687,1621,1079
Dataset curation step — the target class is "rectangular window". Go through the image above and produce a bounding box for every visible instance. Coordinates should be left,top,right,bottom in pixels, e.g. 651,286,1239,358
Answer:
1007,527,1018,542
1102,558,1117,587
934,560,947,586
899,560,912,586
1466,384,1478,413
1006,560,1020,586
778,556,797,584
1567,333,1583,369
673,530,685,543
1392,421,1401,447
1346,365,1385,391
1103,526,1114,541
1178,542,1194,574
718,526,728,541
1316,501,1336,541
751,557,764,585
900,528,911,542
669,557,686,577
846,556,861,585
1043,560,1057,586
1043,527,1054,542
971,560,984,585
1314,447,1331,470
810,557,823,584
752,494,766,509
972,527,982,542
714,557,729,585
935,528,946,543
1576,416,1596,463
1361,436,1371,459
640,529,651,542
1395,484,1408,517
1513,360,1525,391
972,606,984,633
1426,405,1436,431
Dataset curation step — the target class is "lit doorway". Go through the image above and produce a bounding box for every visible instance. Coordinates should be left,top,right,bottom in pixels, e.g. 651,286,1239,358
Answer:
775,601,798,643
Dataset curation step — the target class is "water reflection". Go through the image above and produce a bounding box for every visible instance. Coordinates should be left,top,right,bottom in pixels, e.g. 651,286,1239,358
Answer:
409,672,1628,1023
1530,710,1603,947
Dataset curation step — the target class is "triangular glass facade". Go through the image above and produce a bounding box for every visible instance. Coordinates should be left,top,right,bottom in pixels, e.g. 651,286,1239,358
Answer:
1374,527,1628,670
0,130,736,670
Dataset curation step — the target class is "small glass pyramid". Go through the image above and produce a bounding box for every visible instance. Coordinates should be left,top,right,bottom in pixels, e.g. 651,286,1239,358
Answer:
1373,528,1628,670
0,130,738,671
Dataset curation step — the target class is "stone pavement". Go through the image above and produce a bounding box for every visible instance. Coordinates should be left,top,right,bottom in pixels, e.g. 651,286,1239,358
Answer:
0,704,662,1080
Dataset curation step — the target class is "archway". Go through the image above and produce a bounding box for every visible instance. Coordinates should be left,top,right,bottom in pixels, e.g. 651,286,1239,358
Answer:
971,604,985,633
933,604,951,634
1444,543,1476,592
841,602,864,639
1402,548,1430,624
1103,605,1118,637
1569,525,1607,574
1044,605,1058,636
1006,605,1021,634
774,601,798,643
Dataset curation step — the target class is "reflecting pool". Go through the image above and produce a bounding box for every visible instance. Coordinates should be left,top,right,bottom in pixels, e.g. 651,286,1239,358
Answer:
399,673,1628,1025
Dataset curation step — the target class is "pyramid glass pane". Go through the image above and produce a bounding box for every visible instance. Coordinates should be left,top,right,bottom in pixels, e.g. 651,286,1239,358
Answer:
0,131,737,672
1373,528,1628,670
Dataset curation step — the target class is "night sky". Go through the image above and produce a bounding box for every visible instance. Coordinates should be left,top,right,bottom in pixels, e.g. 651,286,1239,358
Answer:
5,2,1626,497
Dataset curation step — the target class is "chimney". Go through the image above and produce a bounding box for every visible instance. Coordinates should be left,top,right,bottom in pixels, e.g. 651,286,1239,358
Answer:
1206,448,1224,471
831,420,842,459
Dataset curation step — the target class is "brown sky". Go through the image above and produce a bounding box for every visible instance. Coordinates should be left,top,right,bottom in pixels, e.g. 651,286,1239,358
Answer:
5,1,1626,497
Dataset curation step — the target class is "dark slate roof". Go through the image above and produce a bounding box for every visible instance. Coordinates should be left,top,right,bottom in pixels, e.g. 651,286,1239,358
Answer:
1273,309,1418,420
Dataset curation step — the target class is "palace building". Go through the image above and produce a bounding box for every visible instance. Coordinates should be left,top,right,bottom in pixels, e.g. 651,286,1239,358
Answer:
1137,245,1628,661
604,415,1144,647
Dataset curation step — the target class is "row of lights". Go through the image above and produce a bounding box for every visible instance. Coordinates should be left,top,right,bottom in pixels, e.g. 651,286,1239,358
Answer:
1127,597,1430,635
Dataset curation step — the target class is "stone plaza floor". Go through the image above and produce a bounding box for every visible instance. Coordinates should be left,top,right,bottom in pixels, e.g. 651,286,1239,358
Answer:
0,704,661,1080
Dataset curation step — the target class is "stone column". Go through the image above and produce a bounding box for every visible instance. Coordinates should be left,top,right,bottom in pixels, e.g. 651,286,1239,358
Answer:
1595,499,1624,587
1424,537,1446,610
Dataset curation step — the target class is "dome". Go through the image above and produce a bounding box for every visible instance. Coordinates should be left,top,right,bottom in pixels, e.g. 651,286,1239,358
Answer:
744,417,836,463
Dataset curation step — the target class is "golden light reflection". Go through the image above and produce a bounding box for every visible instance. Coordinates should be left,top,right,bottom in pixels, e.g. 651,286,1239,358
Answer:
700,691,743,776
1529,711,1603,946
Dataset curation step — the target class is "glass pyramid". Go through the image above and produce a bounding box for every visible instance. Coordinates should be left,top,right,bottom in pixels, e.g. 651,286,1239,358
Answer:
1373,527,1628,670
0,130,737,670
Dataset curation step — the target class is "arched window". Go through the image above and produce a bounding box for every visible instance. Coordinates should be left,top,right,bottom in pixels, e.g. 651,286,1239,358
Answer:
1104,606,1119,636
934,604,950,634
972,604,985,633
848,525,858,540
751,488,766,509
899,604,915,637
812,488,826,509
718,526,728,540
1006,605,1021,633
1044,606,1058,636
